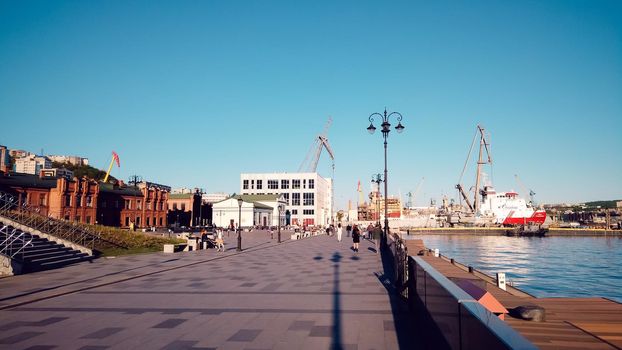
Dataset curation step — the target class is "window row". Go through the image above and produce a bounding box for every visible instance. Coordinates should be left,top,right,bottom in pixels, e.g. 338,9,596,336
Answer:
242,179,315,190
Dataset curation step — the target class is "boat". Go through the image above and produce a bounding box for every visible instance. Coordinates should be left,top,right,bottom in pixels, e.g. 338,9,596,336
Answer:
506,224,548,237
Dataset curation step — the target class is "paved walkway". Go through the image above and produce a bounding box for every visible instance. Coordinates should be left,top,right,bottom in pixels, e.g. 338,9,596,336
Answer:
0,231,418,350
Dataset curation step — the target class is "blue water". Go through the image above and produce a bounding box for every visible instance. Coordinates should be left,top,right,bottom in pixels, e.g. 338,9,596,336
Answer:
409,235,622,302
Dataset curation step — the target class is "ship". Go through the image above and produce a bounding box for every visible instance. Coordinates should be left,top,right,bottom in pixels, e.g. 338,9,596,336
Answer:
454,125,547,227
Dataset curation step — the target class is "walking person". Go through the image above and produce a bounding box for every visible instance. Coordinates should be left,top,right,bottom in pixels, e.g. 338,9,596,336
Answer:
352,224,361,253
367,223,374,240
372,224,382,254
336,223,342,242
346,223,352,238
216,227,225,252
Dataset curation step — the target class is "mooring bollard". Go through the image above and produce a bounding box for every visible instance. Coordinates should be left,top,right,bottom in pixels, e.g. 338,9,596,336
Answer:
450,258,455,264
468,266,474,273
434,248,439,257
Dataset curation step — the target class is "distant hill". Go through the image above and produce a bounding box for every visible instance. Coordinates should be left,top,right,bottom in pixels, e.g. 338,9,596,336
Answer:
51,161,117,182
583,200,621,209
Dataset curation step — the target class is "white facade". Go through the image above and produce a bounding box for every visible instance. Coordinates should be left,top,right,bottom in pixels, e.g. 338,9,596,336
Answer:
212,195,287,228
240,172,333,227
47,155,88,166
15,155,52,175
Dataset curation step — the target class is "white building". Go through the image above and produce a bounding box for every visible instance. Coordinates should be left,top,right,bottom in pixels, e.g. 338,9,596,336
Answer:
203,192,229,204
40,168,74,179
212,195,286,229
47,155,88,166
240,172,332,227
15,155,52,175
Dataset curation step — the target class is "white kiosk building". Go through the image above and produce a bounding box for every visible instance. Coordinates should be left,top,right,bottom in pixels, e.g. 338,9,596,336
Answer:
240,172,333,227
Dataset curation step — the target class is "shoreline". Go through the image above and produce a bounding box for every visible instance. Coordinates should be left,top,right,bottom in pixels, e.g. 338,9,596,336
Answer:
398,227,622,237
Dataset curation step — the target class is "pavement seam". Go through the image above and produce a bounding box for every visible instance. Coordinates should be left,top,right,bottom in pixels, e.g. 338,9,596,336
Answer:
0,235,324,311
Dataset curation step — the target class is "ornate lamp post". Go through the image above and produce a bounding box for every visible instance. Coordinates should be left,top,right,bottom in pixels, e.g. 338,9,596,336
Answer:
367,108,405,240
277,204,283,243
237,197,243,251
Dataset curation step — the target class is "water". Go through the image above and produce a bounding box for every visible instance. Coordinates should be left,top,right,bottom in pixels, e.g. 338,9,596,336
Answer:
408,235,622,302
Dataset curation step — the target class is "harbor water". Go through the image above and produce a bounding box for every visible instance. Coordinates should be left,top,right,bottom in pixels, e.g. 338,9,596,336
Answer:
407,235,622,302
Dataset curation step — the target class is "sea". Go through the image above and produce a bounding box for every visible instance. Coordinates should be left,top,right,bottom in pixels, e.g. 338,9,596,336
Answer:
405,234,622,302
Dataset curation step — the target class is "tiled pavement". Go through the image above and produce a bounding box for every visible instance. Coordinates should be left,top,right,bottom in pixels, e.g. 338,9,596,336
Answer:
0,231,419,349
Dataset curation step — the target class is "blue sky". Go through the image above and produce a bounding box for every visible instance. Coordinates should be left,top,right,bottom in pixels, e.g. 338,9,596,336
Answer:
1,0,621,209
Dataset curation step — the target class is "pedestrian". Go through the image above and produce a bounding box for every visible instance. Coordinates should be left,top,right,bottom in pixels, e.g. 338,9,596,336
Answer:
346,224,352,238
352,224,361,252
336,223,342,242
367,223,374,240
373,224,382,254
216,227,225,252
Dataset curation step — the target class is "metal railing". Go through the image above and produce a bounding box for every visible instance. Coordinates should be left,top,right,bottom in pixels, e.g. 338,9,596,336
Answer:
0,225,33,260
385,230,537,350
0,190,105,251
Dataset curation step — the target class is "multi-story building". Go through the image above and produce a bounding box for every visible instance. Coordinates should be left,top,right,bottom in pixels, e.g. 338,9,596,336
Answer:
0,145,10,173
203,192,228,204
167,191,203,227
0,173,169,229
47,155,89,166
15,155,52,175
40,168,74,180
9,149,31,159
240,172,332,227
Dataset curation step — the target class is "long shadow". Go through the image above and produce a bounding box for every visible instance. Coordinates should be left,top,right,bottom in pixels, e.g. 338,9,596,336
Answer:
377,243,422,349
330,252,343,350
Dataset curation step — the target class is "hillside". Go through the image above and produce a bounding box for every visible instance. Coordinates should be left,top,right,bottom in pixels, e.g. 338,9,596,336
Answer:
51,161,117,182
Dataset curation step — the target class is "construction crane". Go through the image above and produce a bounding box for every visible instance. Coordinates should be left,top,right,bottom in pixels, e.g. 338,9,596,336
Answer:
103,151,120,183
406,177,425,208
298,117,335,173
456,125,491,213
515,174,537,207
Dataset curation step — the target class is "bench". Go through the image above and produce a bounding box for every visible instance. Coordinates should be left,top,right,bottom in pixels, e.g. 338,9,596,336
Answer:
163,244,187,253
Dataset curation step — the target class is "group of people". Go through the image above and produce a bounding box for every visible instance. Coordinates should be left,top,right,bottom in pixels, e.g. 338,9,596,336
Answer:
333,222,382,253
200,228,225,252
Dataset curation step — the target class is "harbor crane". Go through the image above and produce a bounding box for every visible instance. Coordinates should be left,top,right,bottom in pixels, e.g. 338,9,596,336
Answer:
406,177,425,208
515,174,537,207
456,125,492,213
103,151,120,183
298,117,335,173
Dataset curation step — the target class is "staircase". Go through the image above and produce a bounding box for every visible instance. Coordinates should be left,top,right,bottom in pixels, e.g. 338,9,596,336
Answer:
1,222,93,274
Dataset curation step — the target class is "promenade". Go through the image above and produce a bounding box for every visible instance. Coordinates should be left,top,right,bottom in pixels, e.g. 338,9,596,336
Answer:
0,231,419,350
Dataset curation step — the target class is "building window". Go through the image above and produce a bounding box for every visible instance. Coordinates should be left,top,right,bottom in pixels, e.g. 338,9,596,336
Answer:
101,201,107,208
147,201,151,210
303,193,314,206
159,217,163,226
136,216,141,226
76,195,82,207
125,217,130,227
86,216,91,224
292,209,298,215
251,180,255,189
303,179,306,189
181,203,186,211
173,203,178,210
146,217,150,226
303,209,315,215
292,180,301,189
283,193,290,205
281,179,290,189
125,199,131,209
39,194,46,206
137,200,142,210
257,180,263,190
86,196,93,207
65,195,71,207
159,202,162,211
309,179,315,189
243,180,249,190
292,193,300,206
268,180,278,189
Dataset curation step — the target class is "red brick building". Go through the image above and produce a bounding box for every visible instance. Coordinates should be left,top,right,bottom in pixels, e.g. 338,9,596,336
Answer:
0,172,169,229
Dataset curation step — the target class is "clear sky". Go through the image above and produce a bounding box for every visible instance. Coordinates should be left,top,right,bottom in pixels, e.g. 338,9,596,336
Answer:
1,0,621,209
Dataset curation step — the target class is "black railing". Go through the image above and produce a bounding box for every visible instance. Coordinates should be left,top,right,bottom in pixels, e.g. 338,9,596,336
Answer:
385,230,537,350
0,190,114,252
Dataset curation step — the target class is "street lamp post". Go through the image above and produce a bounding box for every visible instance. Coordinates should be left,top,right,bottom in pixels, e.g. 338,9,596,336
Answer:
367,108,405,241
277,204,283,243
237,197,243,251
371,173,384,226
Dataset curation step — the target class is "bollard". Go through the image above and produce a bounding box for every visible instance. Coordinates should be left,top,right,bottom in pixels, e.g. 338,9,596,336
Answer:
496,272,507,291
407,229,410,235
468,266,474,273
450,258,455,264
433,248,439,257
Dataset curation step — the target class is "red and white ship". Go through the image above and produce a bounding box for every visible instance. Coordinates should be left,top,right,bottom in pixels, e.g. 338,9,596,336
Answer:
478,185,547,225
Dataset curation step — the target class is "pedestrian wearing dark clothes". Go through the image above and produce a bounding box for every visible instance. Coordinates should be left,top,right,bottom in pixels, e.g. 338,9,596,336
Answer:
352,224,361,252
346,224,352,238
372,224,382,254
